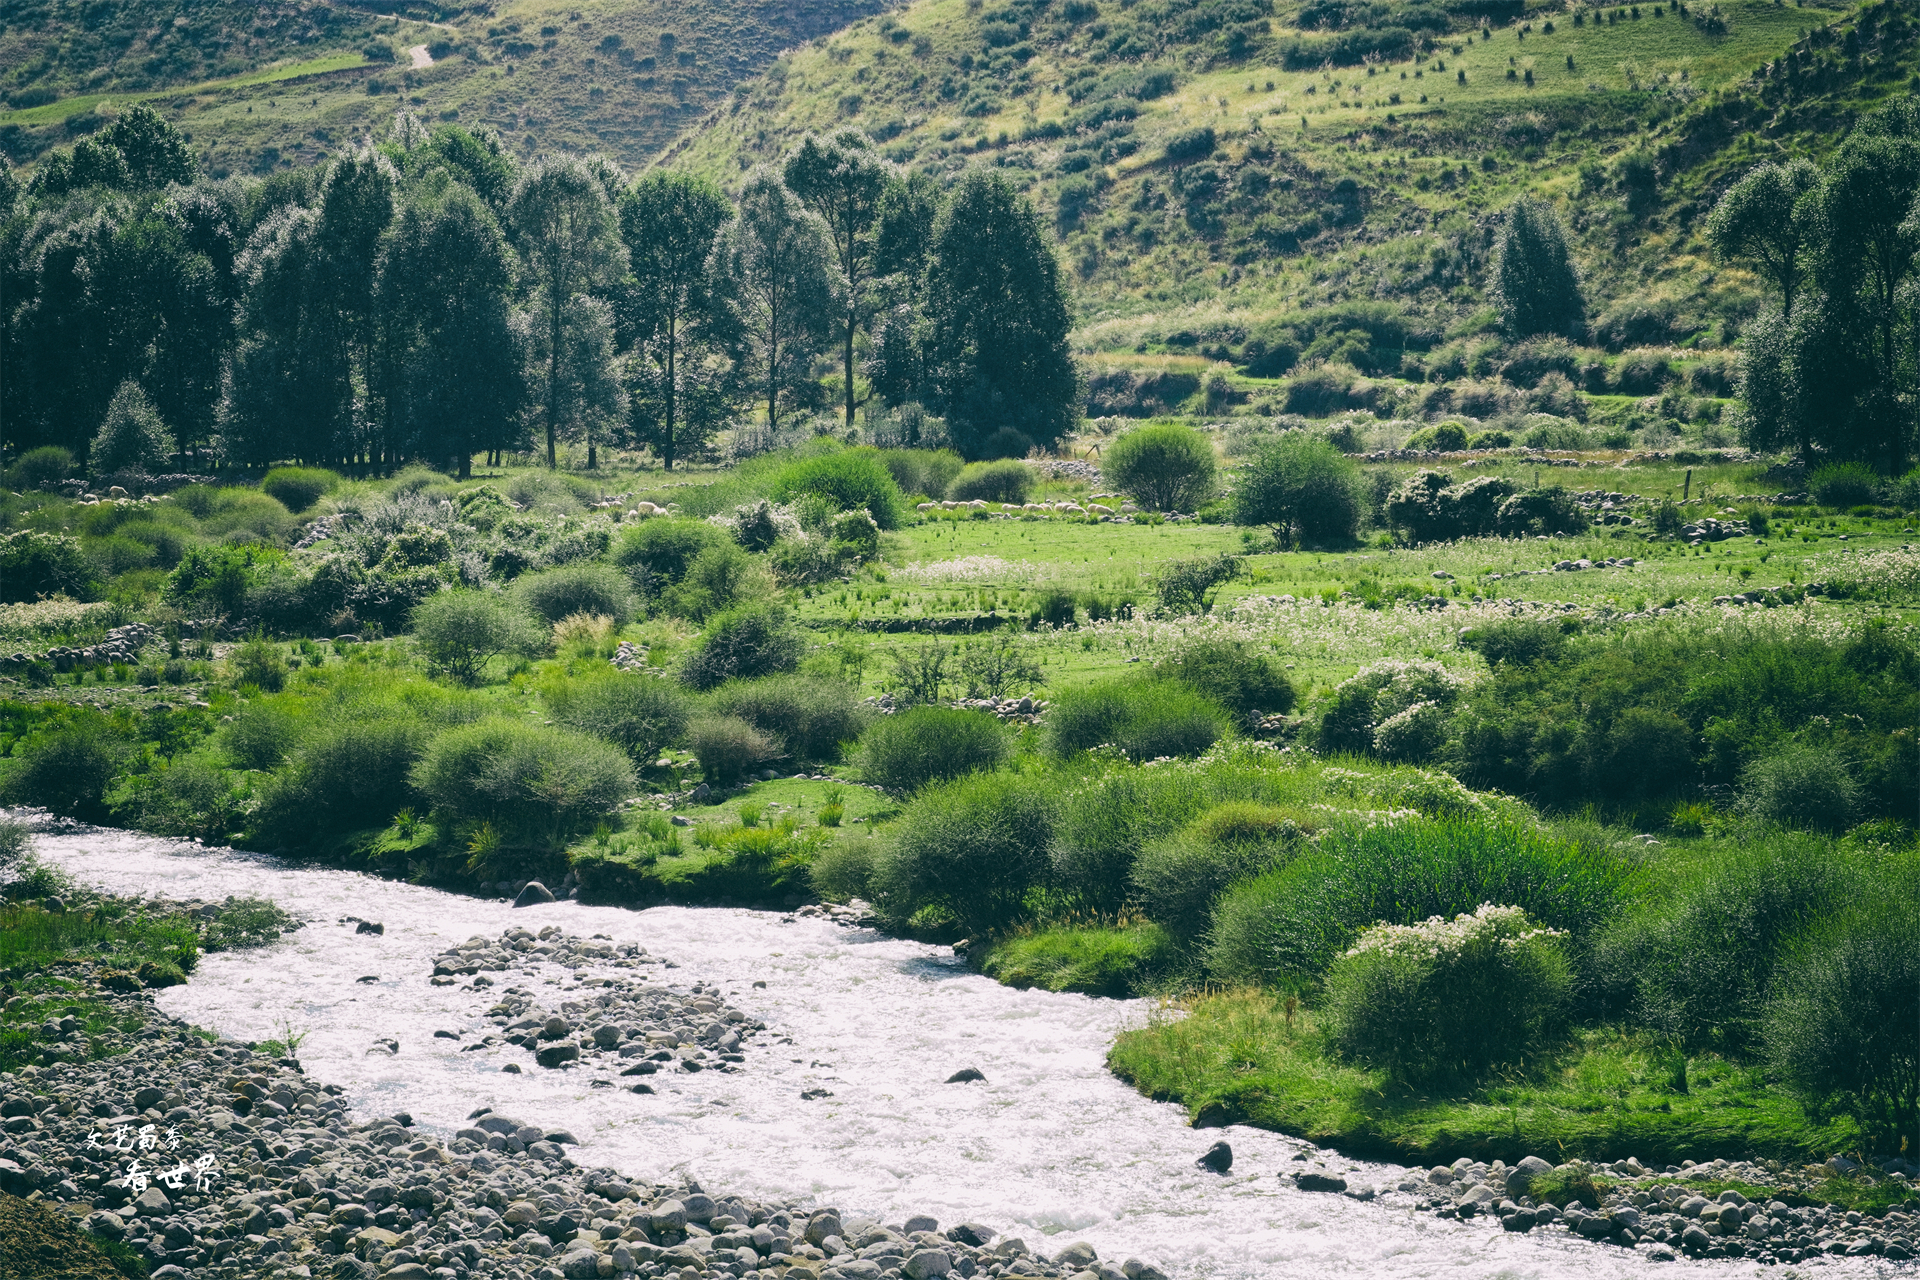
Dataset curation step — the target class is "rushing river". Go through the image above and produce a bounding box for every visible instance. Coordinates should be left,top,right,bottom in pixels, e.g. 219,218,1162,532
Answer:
27,824,1867,1280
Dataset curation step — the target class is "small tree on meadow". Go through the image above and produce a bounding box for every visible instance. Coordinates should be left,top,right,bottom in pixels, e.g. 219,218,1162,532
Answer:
1490,197,1584,339
1102,422,1217,513
90,381,175,475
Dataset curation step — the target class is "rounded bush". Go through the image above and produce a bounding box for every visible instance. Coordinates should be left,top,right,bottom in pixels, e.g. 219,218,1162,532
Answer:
769,448,906,529
223,702,307,772
5,446,75,490
547,674,691,761
877,449,965,501
1461,617,1569,667
411,591,544,685
228,638,288,693
811,840,881,902
253,717,430,844
1764,888,1920,1155
1,712,127,820
1102,423,1217,513
1132,803,1300,944
261,466,343,513
1045,677,1229,761
1321,904,1574,1084
688,715,782,784
411,719,634,847
678,603,803,691
1810,461,1879,508
948,459,1034,505
1739,742,1858,832
1405,421,1470,452
613,518,729,590
1153,641,1294,727
854,706,1009,792
661,542,766,621
513,562,636,626
1230,433,1361,548
90,381,175,475
870,771,1058,935
711,674,867,763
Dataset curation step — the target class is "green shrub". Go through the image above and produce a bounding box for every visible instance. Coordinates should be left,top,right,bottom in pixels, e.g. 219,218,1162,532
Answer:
948,459,1034,505
688,715,781,784
980,922,1176,996
1318,659,1467,760
1230,433,1361,548
711,674,866,763
1153,554,1242,615
106,756,246,842
1466,428,1513,449
1405,421,1470,452
811,839,881,901
1321,904,1574,1084
1,712,128,820
1385,471,1518,542
89,381,175,475
547,673,691,761
1494,486,1590,537
1593,835,1865,1052
769,449,906,529
162,543,266,614
977,426,1035,461
1738,742,1859,832
252,717,430,845
411,719,634,853
5,445,75,490
1208,817,1632,986
661,541,765,621
0,821,33,880
1810,460,1879,508
411,590,543,685
871,771,1058,935
613,518,729,591
1742,506,1771,537
1102,423,1217,513
679,602,803,691
222,702,307,771
228,637,288,692
854,706,1008,791
0,531,99,603
1153,640,1294,726
1044,676,1230,762
1763,882,1920,1155
512,562,636,626
260,466,342,513
1461,617,1570,667
1132,802,1302,944
877,448,965,501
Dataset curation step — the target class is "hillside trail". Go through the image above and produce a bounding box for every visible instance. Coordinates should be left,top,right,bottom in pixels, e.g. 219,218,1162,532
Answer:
409,44,434,69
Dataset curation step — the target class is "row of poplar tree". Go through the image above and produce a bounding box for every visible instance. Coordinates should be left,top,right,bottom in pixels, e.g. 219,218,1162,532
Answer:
1,108,1080,476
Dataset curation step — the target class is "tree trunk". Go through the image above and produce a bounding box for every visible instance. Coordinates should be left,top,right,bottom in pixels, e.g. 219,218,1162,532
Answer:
664,313,678,471
845,309,856,427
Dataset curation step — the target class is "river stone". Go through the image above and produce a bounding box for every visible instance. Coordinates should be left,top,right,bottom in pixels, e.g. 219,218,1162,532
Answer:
683,1193,716,1222
1457,1184,1497,1207
904,1250,952,1279
1055,1243,1097,1268
476,1114,522,1134
1196,1141,1232,1173
83,1209,126,1240
1121,1261,1167,1280
945,1068,986,1083
948,1223,994,1247
536,1043,580,1068
132,1187,171,1215
1293,1172,1346,1193
353,1226,406,1251
385,1266,433,1280
806,1212,844,1246
1502,1208,1536,1232
1505,1155,1552,1195
834,1262,883,1280
504,1201,541,1226
560,1250,602,1279
593,1024,622,1048
514,881,556,907
650,1199,687,1232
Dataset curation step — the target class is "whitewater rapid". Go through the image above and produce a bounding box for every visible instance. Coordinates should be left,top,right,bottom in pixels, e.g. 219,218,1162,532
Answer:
29,825,1855,1280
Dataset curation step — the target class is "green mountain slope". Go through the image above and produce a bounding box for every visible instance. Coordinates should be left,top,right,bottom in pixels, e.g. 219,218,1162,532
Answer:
0,0,889,177
672,0,1918,371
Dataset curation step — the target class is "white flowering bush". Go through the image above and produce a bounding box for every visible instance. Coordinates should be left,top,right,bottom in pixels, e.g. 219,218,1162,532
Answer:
1319,658,1471,760
1321,903,1572,1084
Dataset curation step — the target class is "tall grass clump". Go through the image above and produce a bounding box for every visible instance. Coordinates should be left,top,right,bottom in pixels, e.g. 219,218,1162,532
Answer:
410,719,634,859
252,716,432,845
1321,904,1574,1084
877,448,965,501
1763,878,1920,1156
688,715,782,784
546,673,691,761
260,466,342,513
871,772,1058,935
1209,817,1633,987
411,590,543,685
0,711,129,821
1152,641,1294,728
1131,802,1305,944
769,449,906,529
853,706,1008,792
512,562,636,626
612,518,729,592
1809,460,1880,508
1737,743,1859,832
947,459,1034,505
678,602,803,690
1043,676,1229,762
709,674,866,763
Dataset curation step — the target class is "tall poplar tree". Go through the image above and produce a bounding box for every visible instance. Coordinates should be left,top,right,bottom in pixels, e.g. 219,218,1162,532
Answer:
618,170,731,469
712,169,835,431
783,132,889,427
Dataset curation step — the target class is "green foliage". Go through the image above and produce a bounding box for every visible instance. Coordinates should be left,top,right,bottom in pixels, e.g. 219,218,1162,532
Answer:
877,448,965,500
1043,676,1230,762
1491,197,1583,339
229,637,287,692
614,517,729,591
948,459,1035,505
0,821,33,880
1461,617,1571,668
1738,742,1859,832
1102,423,1217,513
1230,434,1361,548
260,466,342,513
1131,802,1302,944
546,673,691,762
811,838,880,901
980,922,1176,997
410,719,634,857
5,446,76,490
1208,817,1633,987
411,590,543,686
854,706,1008,792
89,381,175,475
512,561,636,626
1764,880,1920,1156
1152,640,1294,727
710,673,865,763
688,714,781,783
1405,421,1470,452
252,716,430,847
1384,470,1517,543
198,896,299,953
871,770,1058,935
1318,659,1466,761
1321,905,1574,1084
1,710,128,820
1810,461,1880,508
0,530,98,603
678,601,803,690
1593,835,1868,1053
661,541,765,620
768,448,906,529
106,756,246,841
1153,553,1242,615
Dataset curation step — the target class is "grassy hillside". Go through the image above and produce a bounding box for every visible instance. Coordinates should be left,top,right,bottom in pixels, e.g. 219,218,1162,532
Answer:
672,0,1917,368
0,0,890,177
